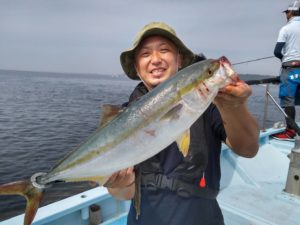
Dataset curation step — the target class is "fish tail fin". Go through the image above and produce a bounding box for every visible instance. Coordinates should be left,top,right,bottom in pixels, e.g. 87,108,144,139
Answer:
0,180,44,225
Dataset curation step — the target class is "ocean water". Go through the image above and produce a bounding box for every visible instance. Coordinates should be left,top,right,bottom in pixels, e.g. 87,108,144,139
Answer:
0,71,138,220
0,71,298,221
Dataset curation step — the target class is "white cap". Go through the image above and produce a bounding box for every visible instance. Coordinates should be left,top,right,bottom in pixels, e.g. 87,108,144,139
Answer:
283,0,300,12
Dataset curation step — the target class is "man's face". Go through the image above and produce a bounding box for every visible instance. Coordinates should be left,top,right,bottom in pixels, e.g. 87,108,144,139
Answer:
285,10,293,21
134,36,182,90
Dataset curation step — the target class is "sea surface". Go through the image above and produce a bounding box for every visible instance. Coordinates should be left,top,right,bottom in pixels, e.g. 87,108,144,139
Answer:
0,71,299,221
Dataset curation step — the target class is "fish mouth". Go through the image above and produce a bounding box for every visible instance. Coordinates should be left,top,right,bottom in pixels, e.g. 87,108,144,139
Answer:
219,56,231,65
218,56,238,82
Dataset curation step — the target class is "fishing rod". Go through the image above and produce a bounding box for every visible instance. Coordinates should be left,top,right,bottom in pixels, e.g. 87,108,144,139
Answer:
227,55,300,133
241,75,299,133
195,54,279,85
245,76,280,85
194,54,275,66
231,55,279,85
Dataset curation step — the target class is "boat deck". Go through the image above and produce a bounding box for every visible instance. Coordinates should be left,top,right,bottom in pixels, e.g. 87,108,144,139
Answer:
219,128,300,224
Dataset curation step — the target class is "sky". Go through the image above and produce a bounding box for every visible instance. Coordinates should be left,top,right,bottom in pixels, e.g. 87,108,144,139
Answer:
0,0,292,76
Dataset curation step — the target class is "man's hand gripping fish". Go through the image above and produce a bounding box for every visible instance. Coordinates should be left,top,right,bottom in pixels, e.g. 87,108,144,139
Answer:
0,56,237,225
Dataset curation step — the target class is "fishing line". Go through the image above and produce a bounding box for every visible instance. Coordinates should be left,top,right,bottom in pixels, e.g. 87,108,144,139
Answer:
232,56,275,66
231,56,279,85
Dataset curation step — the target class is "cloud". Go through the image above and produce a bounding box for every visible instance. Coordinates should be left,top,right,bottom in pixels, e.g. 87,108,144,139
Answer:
0,0,288,75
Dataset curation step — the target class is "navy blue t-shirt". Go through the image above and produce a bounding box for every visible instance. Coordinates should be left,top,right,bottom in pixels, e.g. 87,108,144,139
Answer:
127,103,226,225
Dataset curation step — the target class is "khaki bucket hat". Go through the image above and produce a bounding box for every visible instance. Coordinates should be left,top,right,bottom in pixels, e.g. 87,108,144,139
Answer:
120,22,195,80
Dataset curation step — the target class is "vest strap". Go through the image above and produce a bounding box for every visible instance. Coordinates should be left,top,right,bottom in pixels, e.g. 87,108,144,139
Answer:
141,173,218,199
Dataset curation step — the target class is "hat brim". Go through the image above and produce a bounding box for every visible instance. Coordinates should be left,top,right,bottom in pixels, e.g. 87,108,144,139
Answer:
120,28,194,80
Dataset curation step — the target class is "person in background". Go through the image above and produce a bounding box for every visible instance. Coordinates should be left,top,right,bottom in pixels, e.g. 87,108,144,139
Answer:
272,0,300,141
105,22,259,225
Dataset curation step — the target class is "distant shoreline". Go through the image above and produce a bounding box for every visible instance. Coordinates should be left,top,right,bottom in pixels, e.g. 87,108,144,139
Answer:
0,68,276,83
0,69,128,80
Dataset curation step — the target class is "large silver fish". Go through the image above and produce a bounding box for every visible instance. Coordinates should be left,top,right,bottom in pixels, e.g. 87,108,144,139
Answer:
0,56,237,225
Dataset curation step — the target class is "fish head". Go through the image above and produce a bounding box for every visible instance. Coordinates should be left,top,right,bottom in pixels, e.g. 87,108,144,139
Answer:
219,56,238,80
206,56,238,88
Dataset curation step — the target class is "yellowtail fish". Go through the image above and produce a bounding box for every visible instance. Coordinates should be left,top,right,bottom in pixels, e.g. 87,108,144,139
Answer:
0,56,237,225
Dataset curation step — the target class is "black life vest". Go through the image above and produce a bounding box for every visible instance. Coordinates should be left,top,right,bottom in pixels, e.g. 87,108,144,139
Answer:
138,115,218,199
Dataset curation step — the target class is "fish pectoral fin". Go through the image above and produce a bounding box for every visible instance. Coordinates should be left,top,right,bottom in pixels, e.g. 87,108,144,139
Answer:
0,180,44,225
160,103,183,121
99,104,123,128
176,130,190,157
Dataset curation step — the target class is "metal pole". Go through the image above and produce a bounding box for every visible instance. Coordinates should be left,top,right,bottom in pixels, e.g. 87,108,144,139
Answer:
262,84,270,131
266,90,300,135
285,137,300,196
89,204,101,225
266,90,289,117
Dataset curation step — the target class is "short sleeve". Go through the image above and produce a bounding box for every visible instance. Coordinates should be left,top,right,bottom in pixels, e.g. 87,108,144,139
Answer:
277,26,288,43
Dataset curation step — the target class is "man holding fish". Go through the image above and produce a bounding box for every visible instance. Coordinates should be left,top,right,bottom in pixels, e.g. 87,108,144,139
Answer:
106,22,259,225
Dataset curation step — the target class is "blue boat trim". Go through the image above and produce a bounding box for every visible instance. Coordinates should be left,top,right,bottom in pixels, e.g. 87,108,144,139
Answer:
1,187,130,225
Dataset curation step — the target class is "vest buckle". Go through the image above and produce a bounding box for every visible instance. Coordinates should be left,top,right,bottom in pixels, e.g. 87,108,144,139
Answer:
157,174,175,190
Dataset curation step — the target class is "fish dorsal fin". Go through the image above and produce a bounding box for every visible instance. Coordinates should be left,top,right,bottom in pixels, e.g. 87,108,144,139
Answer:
160,103,183,121
176,129,190,157
100,104,123,128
